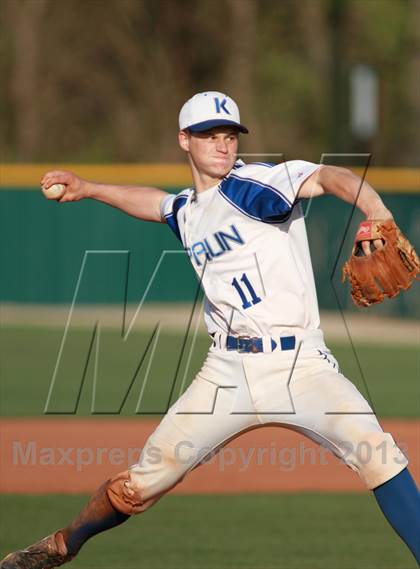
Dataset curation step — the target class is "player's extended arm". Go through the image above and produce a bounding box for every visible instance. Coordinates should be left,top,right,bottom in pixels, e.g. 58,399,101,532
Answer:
41,170,168,223
298,165,392,254
298,165,392,219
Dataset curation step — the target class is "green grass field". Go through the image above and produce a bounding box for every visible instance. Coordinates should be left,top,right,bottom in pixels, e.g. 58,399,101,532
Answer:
0,494,417,569
1,328,418,568
1,326,419,418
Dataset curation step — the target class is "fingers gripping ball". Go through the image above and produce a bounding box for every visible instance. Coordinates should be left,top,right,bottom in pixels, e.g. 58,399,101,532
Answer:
42,183,66,200
342,219,420,307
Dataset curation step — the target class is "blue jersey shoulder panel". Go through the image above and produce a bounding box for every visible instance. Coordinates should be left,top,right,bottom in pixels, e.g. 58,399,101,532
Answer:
218,171,293,224
164,191,189,242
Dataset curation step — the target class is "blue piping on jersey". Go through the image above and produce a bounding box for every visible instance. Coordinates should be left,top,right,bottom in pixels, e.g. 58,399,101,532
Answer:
232,159,245,170
228,173,293,207
250,162,277,168
164,193,188,241
217,190,261,222
218,175,293,224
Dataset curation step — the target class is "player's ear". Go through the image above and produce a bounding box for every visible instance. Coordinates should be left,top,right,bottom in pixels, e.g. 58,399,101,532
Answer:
178,130,190,152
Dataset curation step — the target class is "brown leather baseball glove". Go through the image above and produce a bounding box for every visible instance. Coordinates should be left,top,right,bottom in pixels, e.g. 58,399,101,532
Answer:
342,219,420,307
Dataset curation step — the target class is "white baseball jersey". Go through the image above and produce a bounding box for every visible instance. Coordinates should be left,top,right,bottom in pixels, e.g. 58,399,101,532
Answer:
125,160,408,504
160,160,321,337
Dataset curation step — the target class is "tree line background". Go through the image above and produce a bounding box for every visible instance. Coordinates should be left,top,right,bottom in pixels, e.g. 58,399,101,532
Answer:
1,0,419,165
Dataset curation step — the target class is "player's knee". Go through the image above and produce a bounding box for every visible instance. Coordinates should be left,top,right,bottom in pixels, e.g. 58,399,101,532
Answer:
350,431,408,490
106,470,159,516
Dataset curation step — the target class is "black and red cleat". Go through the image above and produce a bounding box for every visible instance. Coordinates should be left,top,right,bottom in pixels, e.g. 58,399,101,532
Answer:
0,532,74,568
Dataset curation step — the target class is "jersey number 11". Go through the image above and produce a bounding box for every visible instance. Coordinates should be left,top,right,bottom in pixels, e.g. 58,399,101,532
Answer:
231,273,262,309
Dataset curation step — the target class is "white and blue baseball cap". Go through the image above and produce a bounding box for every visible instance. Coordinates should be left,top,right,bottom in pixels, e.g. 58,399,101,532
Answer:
179,91,249,133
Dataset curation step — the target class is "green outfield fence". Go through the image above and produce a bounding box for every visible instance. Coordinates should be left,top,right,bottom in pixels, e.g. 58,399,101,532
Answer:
1,165,419,318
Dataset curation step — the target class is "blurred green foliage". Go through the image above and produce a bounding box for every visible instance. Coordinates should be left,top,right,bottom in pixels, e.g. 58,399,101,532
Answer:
1,0,419,165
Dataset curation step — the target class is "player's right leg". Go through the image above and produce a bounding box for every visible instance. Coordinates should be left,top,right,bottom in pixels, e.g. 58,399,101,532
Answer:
0,349,257,568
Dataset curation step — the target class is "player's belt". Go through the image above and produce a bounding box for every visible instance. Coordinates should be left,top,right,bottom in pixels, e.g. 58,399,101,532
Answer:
224,334,296,353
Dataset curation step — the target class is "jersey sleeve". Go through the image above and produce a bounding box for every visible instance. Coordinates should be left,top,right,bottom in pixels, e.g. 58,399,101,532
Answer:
160,190,189,242
281,160,320,201
160,193,176,221
219,160,320,223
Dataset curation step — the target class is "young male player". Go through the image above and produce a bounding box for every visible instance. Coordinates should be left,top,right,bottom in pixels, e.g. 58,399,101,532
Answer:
2,91,419,568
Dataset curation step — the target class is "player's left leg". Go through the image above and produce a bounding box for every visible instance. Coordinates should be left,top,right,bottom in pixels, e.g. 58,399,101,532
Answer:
243,341,419,564
372,467,420,563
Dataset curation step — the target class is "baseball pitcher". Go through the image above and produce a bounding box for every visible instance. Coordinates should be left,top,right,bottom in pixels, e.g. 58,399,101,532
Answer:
2,92,419,568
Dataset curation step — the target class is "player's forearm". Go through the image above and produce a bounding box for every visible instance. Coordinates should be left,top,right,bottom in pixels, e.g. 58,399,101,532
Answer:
85,181,167,223
319,166,392,220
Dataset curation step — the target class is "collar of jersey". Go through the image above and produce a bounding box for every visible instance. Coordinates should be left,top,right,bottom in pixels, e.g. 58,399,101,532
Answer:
192,159,246,202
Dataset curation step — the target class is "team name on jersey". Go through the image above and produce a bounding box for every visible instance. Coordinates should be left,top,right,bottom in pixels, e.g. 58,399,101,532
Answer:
187,224,245,266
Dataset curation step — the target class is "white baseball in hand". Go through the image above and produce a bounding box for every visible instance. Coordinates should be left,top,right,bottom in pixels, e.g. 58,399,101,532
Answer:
42,183,66,200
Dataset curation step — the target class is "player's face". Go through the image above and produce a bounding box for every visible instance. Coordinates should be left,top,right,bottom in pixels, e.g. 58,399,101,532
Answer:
179,127,239,179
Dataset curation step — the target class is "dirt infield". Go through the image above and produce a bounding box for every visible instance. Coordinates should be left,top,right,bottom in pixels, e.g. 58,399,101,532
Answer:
1,418,418,494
